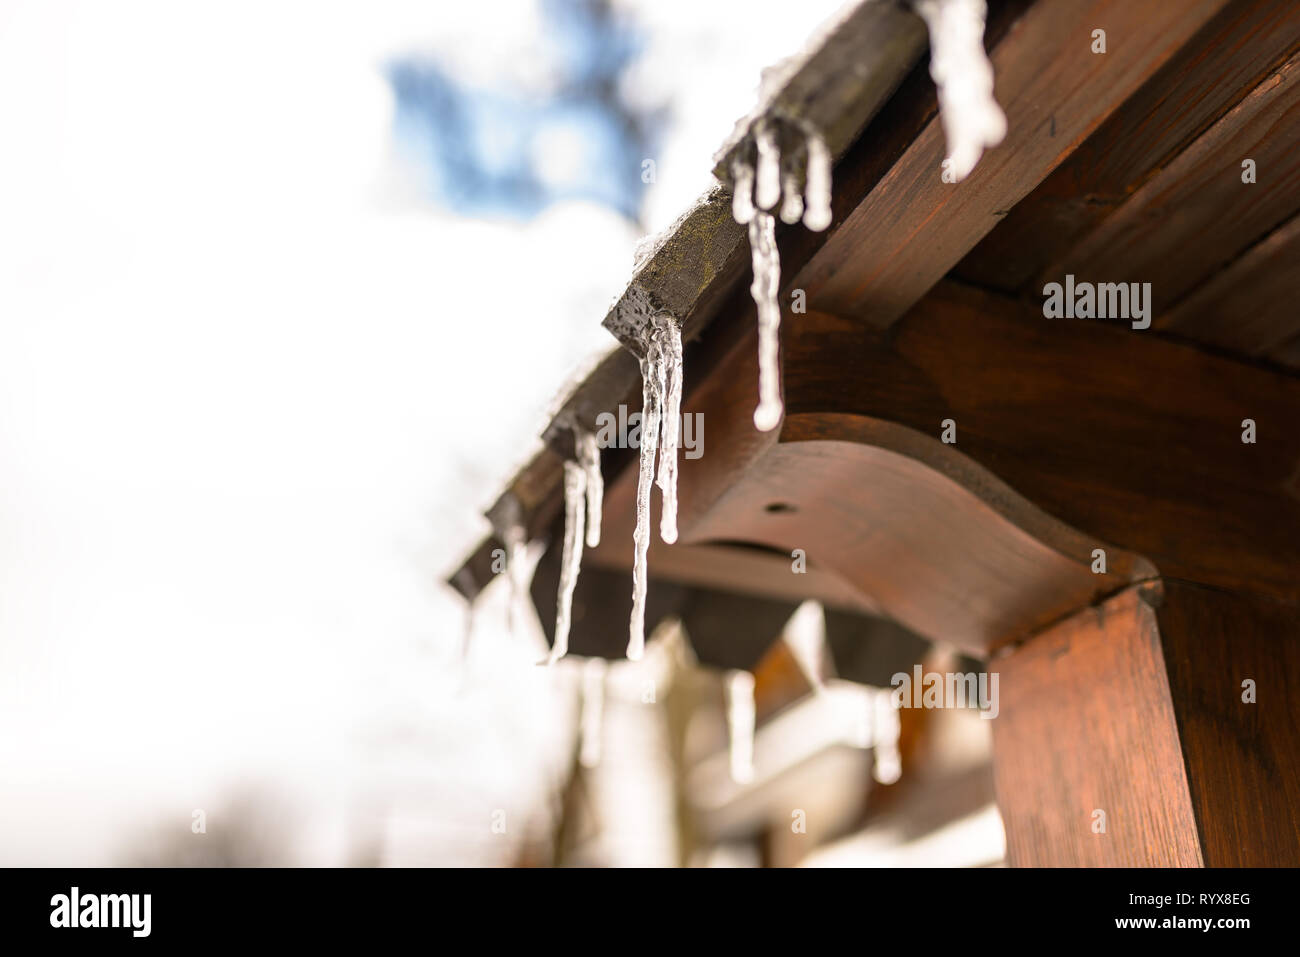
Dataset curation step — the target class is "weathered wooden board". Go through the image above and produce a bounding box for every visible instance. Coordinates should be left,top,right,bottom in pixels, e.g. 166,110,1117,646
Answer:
1037,48,1300,318
1155,581,1300,867
787,283,1300,603
795,0,1235,326
586,298,1151,655
955,0,1300,293
991,585,1204,867
1157,210,1300,357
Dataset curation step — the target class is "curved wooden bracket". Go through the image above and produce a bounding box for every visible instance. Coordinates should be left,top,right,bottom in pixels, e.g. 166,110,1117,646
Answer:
587,291,1158,656
680,413,1153,655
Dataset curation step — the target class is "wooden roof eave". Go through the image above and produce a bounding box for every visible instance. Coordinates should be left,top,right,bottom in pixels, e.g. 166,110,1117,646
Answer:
448,0,931,597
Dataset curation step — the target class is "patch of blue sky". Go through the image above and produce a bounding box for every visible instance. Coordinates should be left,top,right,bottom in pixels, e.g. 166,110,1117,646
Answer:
386,0,658,224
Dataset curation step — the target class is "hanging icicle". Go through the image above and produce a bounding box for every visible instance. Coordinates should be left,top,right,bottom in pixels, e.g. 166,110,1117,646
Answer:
730,155,756,225
546,460,587,665
872,687,903,784
451,566,478,662
629,332,663,662
578,657,607,769
490,496,531,636
778,138,806,226
753,119,782,212
730,116,835,433
914,0,1006,182
541,424,603,666
800,128,833,232
748,210,783,432
576,427,603,549
627,312,682,660
656,317,683,545
726,670,756,785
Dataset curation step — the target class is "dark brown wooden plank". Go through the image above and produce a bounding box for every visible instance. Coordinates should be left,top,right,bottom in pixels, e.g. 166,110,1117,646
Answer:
795,0,1234,327
956,0,1300,293
1155,581,1300,866
583,540,882,617
573,276,1300,660
783,281,1300,603
530,523,689,661
1038,48,1300,318
678,421,1148,655
1269,329,1300,370
1157,210,1300,355
991,585,1204,867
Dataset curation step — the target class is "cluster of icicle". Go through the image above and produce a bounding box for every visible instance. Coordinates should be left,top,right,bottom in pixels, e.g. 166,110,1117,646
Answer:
730,117,833,432
914,0,1006,181
627,312,683,661
544,309,685,666
544,426,603,665
494,0,1005,675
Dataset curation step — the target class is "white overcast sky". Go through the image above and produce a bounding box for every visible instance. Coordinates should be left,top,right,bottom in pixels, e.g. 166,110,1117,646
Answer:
0,0,845,864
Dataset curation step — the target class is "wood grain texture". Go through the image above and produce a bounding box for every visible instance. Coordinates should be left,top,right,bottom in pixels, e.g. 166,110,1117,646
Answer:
1269,330,1300,369
1157,210,1300,358
956,0,1300,293
1155,581,1300,866
1037,48,1300,318
567,279,1300,663
585,540,882,617
794,0,1233,327
793,282,1300,603
992,585,1204,867
681,425,1147,655
586,300,1152,656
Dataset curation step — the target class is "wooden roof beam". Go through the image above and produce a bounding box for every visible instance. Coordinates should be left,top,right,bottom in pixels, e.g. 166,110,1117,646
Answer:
795,0,1237,327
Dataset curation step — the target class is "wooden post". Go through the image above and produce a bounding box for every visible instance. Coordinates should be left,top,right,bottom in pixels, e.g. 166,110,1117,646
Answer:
1154,582,1300,866
992,581,1300,866
991,585,1203,866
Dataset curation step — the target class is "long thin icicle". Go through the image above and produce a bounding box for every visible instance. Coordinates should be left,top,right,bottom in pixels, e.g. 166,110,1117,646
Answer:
627,313,682,659
578,657,606,769
576,427,603,549
732,116,832,432
748,210,783,432
628,330,665,661
547,460,586,665
914,0,1006,182
726,670,756,785
655,316,683,544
